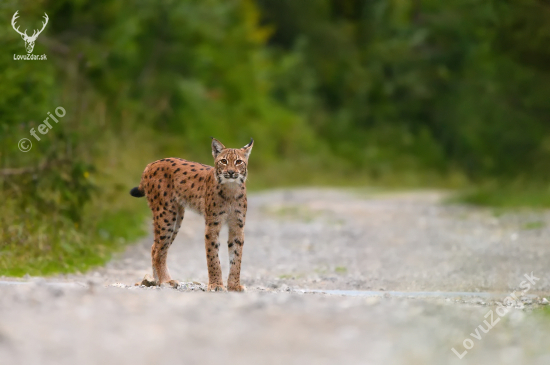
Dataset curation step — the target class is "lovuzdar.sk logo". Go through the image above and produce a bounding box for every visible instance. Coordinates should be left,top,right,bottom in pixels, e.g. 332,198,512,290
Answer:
11,10,48,61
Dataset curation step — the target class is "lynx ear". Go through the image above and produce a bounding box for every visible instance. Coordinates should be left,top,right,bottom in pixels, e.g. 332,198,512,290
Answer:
242,138,254,159
211,137,226,158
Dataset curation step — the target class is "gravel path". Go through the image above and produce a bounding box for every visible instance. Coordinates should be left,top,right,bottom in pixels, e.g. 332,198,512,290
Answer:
1,188,550,364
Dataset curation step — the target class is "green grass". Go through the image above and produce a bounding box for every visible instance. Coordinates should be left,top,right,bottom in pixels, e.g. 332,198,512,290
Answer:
278,273,304,279
522,221,545,230
278,274,294,279
335,266,348,274
261,204,322,222
248,160,468,191
451,184,550,209
0,206,149,277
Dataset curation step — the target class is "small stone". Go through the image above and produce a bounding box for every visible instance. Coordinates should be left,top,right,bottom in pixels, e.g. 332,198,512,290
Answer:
140,274,157,287
542,298,549,305
109,283,126,288
364,297,380,305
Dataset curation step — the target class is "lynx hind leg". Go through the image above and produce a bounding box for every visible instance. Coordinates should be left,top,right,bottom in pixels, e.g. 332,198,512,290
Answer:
150,204,184,286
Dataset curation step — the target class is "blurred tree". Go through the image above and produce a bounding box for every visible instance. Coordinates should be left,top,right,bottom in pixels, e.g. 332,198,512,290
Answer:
256,0,550,179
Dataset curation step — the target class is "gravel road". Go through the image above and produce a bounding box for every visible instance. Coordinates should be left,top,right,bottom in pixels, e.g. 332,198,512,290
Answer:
1,188,550,364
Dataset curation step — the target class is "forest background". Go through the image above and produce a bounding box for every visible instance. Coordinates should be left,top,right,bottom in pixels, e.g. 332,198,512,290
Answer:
2,0,549,275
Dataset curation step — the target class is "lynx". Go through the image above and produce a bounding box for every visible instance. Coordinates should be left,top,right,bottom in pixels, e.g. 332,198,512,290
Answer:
130,138,253,291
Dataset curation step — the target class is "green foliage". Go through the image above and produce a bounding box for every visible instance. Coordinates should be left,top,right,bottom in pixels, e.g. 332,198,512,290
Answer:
258,0,550,179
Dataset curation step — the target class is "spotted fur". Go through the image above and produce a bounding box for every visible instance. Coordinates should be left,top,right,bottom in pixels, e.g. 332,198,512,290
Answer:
130,137,253,291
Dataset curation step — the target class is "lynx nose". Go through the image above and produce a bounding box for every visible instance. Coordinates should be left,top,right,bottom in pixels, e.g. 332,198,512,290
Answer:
227,170,237,178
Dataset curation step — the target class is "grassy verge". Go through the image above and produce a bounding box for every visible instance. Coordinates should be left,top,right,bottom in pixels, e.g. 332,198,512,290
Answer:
450,183,550,209
0,128,156,277
0,206,149,277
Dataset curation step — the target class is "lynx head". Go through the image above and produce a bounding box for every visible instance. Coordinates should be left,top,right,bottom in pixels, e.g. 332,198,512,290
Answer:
211,137,253,185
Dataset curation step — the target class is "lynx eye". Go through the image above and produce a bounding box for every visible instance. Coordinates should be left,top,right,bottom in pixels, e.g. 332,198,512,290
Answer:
220,159,228,165
235,160,243,165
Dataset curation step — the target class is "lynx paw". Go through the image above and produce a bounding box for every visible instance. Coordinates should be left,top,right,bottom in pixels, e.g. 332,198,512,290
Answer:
228,285,246,292
160,280,180,289
167,279,180,288
207,283,227,292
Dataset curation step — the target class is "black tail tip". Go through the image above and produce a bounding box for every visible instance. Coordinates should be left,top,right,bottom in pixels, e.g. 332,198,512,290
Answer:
130,187,145,198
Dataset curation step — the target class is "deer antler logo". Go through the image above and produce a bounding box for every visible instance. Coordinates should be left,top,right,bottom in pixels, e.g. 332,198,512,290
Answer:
11,11,49,54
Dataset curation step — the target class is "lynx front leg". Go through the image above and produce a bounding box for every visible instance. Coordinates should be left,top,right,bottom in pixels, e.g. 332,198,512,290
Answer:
205,219,225,291
227,216,246,292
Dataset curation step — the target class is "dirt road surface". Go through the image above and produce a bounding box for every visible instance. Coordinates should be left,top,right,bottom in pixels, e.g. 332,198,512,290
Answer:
1,189,550,364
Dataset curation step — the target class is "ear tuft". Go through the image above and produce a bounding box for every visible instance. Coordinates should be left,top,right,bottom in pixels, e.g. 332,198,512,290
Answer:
211,137,226,159
242,138,254,158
